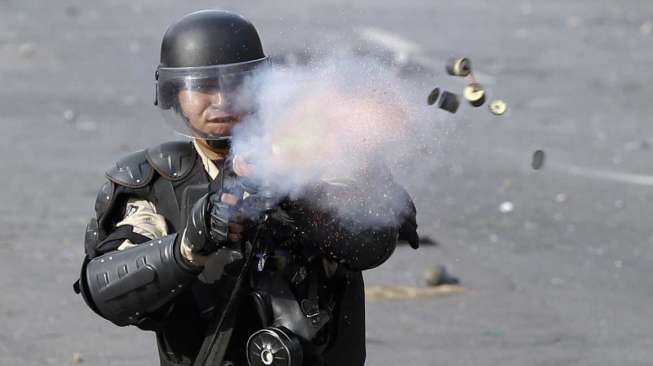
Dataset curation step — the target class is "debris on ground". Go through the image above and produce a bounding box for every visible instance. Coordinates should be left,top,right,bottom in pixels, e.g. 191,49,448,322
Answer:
423,264,460,286
365,285,465,301
63,109,77,122
72,352,84,364
499,201,514,213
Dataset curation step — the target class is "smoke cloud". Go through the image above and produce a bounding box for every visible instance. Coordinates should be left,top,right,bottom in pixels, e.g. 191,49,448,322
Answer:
231,51,448,227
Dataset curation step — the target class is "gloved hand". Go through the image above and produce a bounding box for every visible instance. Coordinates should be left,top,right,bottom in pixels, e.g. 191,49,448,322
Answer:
207,192,246,247
180,191,246,267
398,199,419,249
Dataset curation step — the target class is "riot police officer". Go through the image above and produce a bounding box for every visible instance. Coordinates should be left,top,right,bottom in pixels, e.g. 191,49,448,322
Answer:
74,9,418,366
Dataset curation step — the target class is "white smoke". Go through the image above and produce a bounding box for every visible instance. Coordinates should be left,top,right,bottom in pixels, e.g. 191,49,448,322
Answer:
231,51,448,226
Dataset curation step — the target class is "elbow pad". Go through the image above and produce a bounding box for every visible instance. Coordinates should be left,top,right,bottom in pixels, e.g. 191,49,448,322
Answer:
78,234,199,326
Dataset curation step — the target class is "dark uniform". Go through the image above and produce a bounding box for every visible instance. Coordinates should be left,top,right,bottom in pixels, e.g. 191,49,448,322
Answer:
74,10,418,366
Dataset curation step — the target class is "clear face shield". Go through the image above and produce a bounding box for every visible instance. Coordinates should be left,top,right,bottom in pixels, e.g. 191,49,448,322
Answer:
156,57,268,142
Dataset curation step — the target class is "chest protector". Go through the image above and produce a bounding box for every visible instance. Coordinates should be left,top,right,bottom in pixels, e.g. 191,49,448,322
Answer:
83,141,366,366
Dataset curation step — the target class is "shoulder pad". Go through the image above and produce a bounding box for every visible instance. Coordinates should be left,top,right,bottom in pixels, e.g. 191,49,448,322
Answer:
106,150,154,188
94,181,114,218
145,141,197,181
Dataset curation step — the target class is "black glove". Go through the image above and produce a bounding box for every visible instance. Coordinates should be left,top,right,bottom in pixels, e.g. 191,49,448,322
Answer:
184,160,247,255
392,183,419,249
398,202,419,249
185,191,246,254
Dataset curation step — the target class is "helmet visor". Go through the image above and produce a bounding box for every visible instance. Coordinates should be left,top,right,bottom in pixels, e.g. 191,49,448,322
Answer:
157,57,268,140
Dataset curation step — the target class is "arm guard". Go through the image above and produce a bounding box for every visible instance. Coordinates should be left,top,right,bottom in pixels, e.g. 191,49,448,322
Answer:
78,233,200,326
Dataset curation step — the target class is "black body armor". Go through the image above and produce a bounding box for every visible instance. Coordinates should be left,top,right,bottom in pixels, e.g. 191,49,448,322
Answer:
74,141,406,366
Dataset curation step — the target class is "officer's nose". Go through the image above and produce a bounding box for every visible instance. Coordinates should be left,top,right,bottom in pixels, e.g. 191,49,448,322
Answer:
208,89,225,107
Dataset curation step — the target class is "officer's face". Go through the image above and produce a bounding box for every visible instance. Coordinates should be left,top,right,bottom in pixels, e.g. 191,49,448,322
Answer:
177,87,243,137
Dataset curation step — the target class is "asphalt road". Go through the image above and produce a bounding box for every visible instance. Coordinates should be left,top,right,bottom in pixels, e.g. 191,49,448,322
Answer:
1,1,653,365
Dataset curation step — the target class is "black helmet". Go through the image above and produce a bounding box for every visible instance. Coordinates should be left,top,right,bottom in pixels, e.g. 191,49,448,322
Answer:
155,10,268,144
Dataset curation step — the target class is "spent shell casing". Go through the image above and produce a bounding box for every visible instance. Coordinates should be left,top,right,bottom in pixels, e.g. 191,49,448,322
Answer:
531,150,546,170
489,99,507,115
427,87,440,105
446,57,471,77
438,91,460,113
463,83,486,107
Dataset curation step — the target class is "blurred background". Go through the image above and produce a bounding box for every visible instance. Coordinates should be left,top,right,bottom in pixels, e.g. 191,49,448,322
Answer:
2,0,653,365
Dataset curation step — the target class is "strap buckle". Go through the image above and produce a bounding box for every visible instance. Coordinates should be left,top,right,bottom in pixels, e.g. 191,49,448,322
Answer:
300,299,321,325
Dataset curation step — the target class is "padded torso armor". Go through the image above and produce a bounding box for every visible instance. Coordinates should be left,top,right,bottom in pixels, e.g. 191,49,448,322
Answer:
79,141,368,366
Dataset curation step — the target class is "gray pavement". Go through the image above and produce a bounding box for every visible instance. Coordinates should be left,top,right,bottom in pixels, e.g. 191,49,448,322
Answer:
2,1,653,365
